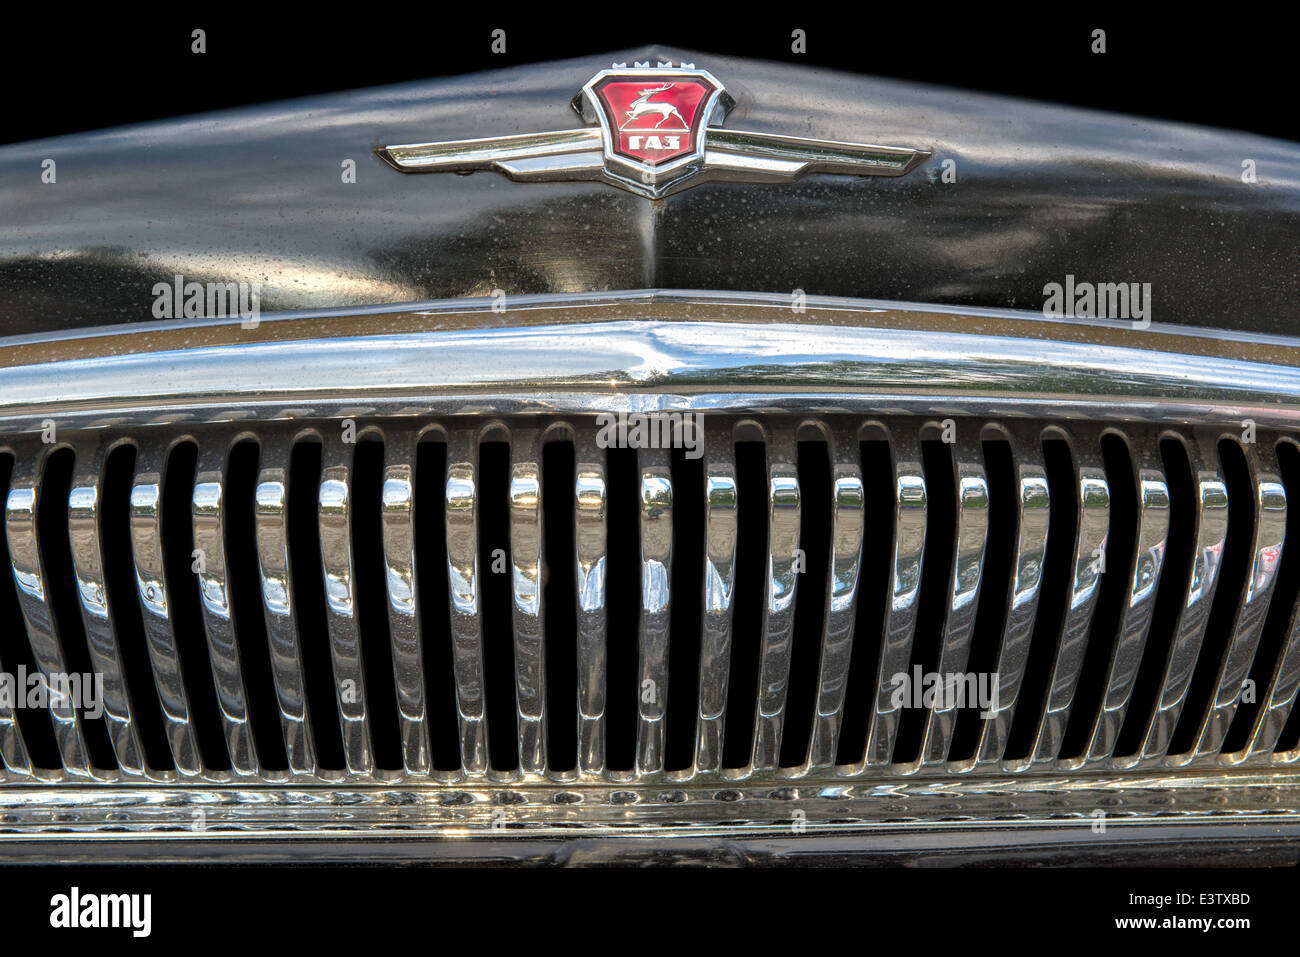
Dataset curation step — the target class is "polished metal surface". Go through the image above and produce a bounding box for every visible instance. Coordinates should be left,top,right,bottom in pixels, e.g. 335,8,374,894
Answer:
445,430,489,776
4,32,1300,862
2,769,1299,860
916,431,988,770
1188,444,1287,764
378,64,926,199
0,411,1298,852
509,428,547,774
972,427,1050,769
696,436,738,774
2,294,1300,853
636,449,672,773
7,447,94,777
7,49,1299,339
1078,442,1171,767
12,293,1300,438
1247,440,1300,761
751,425,801,771
1129,436,1228,768
806,423,864,771
252,434,317,773
862,431,924,769
381,429,431,774
127,442,200,776
1029,438,1110,767
573,429,608,774
318,436,373,774
192,441,259,776
695,432,738,773
68,440,145,777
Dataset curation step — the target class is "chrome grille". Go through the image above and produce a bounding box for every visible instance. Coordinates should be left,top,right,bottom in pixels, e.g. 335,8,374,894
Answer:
2,414,1299,786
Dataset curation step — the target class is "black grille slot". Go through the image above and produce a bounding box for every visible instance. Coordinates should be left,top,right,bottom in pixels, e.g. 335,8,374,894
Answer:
1006,436,1077,761
415,437,460,772
603,444,640,772
950,437,1016,763
1115,436,1197,758
780,437,832,768
478,438,517,772
1224,440,1300,753
664,445,703,771
721,438,767,769
893,436,954,765
351,437,403,770
101,443,172,772
1060,433,1138,760
836,437,893,766
542,437,578,772
160,440,228,771
288,438,345,770
224,439,288,771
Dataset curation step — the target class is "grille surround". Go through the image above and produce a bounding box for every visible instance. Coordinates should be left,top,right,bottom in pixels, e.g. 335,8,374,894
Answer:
2,292,1300,850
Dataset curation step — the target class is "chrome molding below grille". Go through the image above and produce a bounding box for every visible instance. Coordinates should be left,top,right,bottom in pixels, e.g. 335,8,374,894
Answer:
0,770,1298,851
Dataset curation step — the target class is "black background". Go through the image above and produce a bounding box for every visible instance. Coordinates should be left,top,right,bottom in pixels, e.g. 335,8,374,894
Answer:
6,863,1283,941
0,11,1293,145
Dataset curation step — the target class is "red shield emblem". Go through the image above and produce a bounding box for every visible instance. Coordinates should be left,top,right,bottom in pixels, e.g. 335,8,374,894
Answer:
587,71,722,168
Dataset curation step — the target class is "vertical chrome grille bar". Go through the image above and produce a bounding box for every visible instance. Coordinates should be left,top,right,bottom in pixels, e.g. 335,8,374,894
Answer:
128,442,201,775
975,427,1051,768
636,447,672,774
750,426,801,772
1245,605,1300,760
694,428,738,774
252,434,315,773
1,451,36,777
1190,442,1287,762
573,429,608,775
1082,439,1170,765
1131,433,1228,766
381,430,431,775
318,435,373,774
919,432,989,768
1246,450,1300,760
806,422,864,771
1030,436,1109,766
6,448,93,776
863,428,925,768
0,688,31,777
509,428,547,774
446,430,489,776
68,440,145,776
192,440,259,775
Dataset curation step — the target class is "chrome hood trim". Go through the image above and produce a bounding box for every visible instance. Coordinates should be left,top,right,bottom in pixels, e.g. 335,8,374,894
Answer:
2,291,1300,432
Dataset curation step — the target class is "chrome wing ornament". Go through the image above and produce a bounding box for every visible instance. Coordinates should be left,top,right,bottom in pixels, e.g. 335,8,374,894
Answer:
376,62,929,199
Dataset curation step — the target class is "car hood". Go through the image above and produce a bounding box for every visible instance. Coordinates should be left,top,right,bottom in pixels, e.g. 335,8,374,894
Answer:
1,45,1297,338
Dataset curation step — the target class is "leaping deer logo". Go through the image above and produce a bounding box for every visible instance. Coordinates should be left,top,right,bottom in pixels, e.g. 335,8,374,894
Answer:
618,82,688,130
